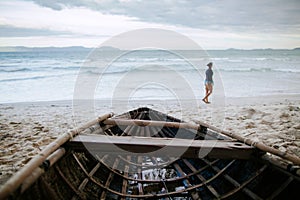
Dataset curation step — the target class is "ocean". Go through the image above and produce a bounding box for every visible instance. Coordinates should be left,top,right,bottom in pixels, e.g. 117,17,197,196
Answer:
0,48,300,103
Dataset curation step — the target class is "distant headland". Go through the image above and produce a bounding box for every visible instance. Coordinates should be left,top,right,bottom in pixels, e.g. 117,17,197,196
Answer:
0,46,299,52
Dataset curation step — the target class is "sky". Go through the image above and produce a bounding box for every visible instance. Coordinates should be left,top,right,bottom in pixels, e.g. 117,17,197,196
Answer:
0,0,299,49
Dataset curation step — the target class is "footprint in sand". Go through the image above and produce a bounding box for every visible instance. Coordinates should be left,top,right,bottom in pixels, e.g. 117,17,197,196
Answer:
245,122,256,129
280,112,289,118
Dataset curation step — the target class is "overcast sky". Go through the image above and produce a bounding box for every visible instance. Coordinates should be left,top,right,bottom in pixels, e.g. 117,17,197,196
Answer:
0,0,299,49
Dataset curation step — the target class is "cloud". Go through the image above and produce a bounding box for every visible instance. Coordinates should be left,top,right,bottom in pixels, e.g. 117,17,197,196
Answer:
0,0,299,48
0,25,71,37
23,0,300,32
0,1,163,36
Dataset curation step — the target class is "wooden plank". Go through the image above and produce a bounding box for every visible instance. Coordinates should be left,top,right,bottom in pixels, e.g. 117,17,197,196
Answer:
71,162,101,200
122,125,132,136
121,156,130,200
104,118,300,165
173,163,200,200
202,158,265,200
104,119,199,130
67,135,256,159
183,159,220,198
145,126,151,137
267,176,293,200
139,127,145,137
100,158,120,199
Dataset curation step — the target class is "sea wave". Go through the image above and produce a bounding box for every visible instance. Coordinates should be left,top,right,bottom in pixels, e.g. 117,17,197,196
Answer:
1,64,298,75
117,57,204,63
66,65,300,75
77,64,199,75
81,66,300,74
51,66,80,70
219,67,300,73
212,57,291,62
0,76,49,82
0,67,31,72
0,74,73,83
0,65,81,73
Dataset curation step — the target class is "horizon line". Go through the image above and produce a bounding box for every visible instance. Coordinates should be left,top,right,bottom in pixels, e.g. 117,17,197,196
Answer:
0,45,299,51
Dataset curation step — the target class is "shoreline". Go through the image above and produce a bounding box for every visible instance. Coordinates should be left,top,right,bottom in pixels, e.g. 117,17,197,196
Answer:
1,93,299,106
1,94,300,185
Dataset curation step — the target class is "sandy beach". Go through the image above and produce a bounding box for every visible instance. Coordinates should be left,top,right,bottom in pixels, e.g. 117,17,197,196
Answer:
0,95,300,185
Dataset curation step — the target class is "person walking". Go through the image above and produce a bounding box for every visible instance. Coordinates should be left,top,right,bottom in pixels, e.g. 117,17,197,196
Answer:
202,62,213,104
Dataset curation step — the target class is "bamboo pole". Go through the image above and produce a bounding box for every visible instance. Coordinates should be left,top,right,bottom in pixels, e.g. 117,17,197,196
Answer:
103,118,300,166
195,120,300,166
104,119,199,130
20,148,66,193
0,112,114,200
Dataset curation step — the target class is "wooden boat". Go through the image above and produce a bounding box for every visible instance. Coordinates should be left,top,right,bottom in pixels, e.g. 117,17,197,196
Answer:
1,107,300,199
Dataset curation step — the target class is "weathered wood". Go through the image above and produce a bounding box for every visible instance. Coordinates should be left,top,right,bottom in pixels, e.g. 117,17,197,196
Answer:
20,148,66,193
100,158,120,199
195,120,300,166
104,118,199,130
267,176,293,199
183,159,220,198
0,113,114,200
173,163,200,200
79,163,100,190
121,156,130,200
202,158,266,200
68,135,255,159
3,107,300,200
104,118,300,165
145,126,151,137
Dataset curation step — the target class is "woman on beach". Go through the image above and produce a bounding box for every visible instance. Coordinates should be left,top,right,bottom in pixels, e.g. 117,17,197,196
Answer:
202,62,213,104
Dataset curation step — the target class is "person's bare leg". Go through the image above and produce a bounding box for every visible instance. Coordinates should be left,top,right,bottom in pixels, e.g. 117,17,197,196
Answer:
203,85,209,103
203,84,213,103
